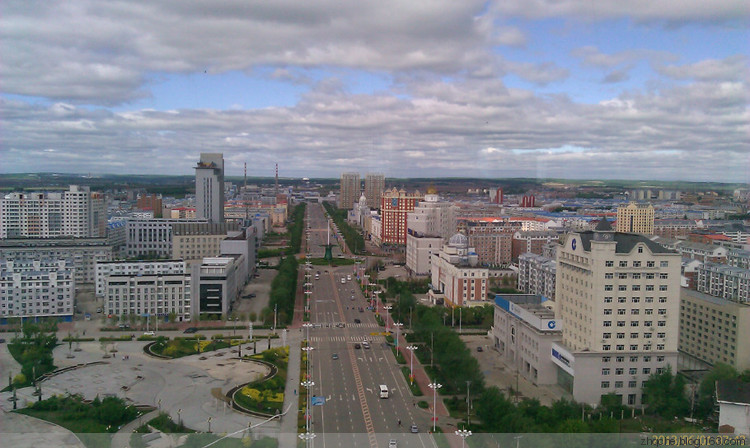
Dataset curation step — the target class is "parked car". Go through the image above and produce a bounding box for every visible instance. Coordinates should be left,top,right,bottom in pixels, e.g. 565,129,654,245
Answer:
118,323,130,329
477,346,483,352
354,318,361,324
362,341,370,349
143,331,155,336
410,424,419,433
354,343,361,349
389,440,398,448
332,353,339,360
183,327,198,333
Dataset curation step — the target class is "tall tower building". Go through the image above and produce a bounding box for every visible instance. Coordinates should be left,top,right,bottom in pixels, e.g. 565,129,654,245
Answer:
339,172,360,210
405,190,457,275
616,202,654,235
364,173,385,210
195,153,225,222
381,188,423,245
552,220,681,406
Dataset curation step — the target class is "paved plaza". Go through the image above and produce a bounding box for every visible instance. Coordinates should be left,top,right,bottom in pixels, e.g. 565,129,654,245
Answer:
1,336,298,447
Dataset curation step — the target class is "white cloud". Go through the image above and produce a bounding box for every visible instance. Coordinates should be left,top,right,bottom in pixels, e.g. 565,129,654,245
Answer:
654,55,749,82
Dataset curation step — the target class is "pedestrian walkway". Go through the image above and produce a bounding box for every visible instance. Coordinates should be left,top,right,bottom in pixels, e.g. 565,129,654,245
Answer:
278,330,302,448
111,409,160,448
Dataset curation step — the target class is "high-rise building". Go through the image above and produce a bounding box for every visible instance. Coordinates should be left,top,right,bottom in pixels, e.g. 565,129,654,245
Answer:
405,191,457,275
518,253,556,300
0,185,106,239
339,173,361,210
552,220,681,406
195,153,225,222
364,173,385,209
381,188,423,245
616,202,655,234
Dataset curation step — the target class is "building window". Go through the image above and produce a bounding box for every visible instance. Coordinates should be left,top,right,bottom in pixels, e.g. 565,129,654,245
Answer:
619,285,627,291
604,309,612,315
604,321,612,327
615,381,624,388
604,296,613,303
630,356,639,362
632,285,641,291
615,368,624,375
603,333,611,339
619,261,628,267
603,345,611,351
605,285,613,291
606,261,614,267
633,261,641,267
601,381,610,388
660,261,669,268
643,368,651,374
616,356,624,362
605,273,614,279
616,345,625,351
647,261,655,268
602,368,610,375
603,356,611,362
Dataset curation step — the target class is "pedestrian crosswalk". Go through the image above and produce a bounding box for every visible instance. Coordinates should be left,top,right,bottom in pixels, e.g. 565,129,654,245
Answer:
309,322,380,329
310,335,385,343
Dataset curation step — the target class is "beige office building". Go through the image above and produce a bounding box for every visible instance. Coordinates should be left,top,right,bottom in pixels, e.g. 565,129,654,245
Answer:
364,173,385,210
679,288,750,371
172,222,239,267
552,220,681,406
616,202,655,235
339,173,361,210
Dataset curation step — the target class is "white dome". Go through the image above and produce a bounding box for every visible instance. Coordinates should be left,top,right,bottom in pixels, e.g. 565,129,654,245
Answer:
448,233,468,247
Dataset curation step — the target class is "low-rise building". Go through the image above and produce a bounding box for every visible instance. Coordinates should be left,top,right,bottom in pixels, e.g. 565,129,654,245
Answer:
96,260,187,297
103,267,191,322
0,258,74,319
172,221,240,267
430,233,488,307
679,289,750,371
716,380,750,435
126,218,208,258
491,294,562,385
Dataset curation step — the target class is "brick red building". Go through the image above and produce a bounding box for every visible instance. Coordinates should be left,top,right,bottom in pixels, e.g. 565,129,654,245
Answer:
381,188,423,245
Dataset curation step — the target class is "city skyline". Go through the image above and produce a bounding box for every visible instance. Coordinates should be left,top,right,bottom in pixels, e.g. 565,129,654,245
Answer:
1,1,748,182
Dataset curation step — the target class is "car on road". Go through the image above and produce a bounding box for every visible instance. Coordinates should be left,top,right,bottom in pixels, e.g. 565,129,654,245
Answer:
354,318,361,324
410,424,419,433
389,440,398,448
346,274,351,281
354,343,361,349
96,307,102,313
362,341,370,349
0,338,6,344
143,331,155,336
477,346,483,352
341,278,346,284
332,353,339,360
183,327,198,333
335,323,345,328
242,293,256,298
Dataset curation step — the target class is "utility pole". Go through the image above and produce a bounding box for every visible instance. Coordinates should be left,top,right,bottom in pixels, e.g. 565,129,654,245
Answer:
466,380,471,428
273,304,277,332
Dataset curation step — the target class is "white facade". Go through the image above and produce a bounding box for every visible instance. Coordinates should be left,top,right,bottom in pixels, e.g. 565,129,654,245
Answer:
96,260,187,297
0,258,75,318
430,233,488,307
553,222,682,406
518,253,556,300
406,193,457,275
0,238,113,284
0,185,106,239
192,257,241,318
717,381,750,435
195,153,225,222
491,295,563,385
104,271,191,321
696,262,750,303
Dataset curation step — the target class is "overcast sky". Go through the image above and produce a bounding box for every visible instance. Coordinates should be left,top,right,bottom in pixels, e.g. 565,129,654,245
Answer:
2,1,748,182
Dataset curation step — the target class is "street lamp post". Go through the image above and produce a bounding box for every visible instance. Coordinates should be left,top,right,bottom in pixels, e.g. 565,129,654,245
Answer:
455,429,472,448
393,322,403,350
406,345,417,385
429,382,443,432
373,290,381,316
383,305,392,333
301,379,315,442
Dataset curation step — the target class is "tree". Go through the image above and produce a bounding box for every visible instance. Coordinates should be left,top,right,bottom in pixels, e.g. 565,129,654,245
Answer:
696,363,739,417
642,366,689,418
475,386,515,432
12,373,26,387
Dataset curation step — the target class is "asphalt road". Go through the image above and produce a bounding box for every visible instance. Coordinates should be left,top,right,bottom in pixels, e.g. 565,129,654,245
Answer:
303,203,434,447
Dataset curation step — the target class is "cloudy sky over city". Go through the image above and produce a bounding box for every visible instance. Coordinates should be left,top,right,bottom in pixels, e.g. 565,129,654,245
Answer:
2,1,748,182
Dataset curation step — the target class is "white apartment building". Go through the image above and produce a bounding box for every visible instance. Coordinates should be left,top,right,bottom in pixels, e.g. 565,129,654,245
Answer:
0,238,113,284
102,263,191,321
406,193,457,275
518,253,556,300
0,185,106,239
728,249,750,270
192,257,241,318
0,258,75,318
430,233,488,307
195,153,225,222
696,262,750,303
552,220,681,407
96,260,187,297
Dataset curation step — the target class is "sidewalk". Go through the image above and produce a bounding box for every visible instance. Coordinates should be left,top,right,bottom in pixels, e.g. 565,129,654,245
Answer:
278,330,301,448
111,409,160,448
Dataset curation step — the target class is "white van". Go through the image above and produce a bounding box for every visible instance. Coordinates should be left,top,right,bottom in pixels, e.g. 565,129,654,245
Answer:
341,277,346,284
379,384,389,398
346,274,352,281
